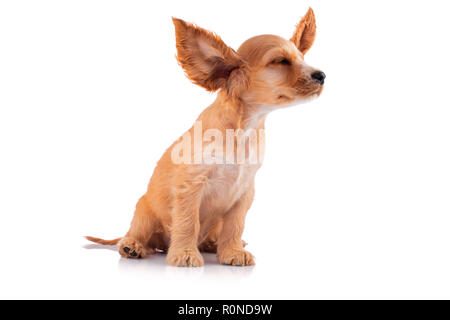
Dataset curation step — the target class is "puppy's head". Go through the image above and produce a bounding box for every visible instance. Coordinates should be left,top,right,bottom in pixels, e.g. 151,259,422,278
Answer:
173,8,324,106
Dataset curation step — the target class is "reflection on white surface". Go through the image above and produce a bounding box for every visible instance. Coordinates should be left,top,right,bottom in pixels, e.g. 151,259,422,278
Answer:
120,253,254,277
83,243,117,252
84,244,256,278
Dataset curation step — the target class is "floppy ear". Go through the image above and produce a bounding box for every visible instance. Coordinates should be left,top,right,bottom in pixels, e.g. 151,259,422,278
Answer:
172,18,249,97
290,8,316,54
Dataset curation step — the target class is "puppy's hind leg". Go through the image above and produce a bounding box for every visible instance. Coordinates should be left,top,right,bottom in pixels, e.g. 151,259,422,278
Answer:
119,195,157,259
199,220,249,253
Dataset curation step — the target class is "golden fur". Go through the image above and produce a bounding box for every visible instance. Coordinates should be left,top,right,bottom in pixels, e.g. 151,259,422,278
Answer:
87,8,324,267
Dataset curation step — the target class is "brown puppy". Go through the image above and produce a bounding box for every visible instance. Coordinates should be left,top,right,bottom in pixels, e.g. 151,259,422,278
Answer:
87,8,325,267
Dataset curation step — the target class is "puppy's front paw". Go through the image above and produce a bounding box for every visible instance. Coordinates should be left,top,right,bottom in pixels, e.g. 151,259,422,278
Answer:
167,248,204,267
218,248,255,266
119,238,152,259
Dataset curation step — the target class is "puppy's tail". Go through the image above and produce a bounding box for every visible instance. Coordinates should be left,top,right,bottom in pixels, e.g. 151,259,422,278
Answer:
85,236,122,245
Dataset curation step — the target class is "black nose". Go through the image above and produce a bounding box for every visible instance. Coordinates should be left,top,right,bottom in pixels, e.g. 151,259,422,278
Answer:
311,71,326,85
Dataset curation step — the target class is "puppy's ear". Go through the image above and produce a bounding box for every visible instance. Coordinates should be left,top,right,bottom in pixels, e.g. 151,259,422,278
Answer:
172,18,249,96
290,8,316,54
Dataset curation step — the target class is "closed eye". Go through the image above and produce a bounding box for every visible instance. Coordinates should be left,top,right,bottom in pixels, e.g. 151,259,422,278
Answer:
270,57,291,66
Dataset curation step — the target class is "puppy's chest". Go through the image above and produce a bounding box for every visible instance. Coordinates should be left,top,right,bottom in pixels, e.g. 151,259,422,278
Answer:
202,163,260,213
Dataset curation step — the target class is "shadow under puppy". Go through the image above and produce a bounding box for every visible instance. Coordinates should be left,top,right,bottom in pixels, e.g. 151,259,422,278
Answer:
87,8,325,267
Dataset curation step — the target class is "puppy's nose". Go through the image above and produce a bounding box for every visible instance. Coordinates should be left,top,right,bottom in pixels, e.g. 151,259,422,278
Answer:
311,71,326,85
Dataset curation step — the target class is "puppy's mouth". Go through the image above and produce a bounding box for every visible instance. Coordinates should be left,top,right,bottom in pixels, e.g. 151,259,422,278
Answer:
314,85,324,96
284,88,323,100
277,84,324,104
302,85,324,99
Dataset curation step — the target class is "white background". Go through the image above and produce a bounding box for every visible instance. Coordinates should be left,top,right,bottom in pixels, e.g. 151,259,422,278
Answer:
1,0,450,299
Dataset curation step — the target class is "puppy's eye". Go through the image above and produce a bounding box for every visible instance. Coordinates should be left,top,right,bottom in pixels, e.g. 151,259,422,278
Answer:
271,58,291,66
